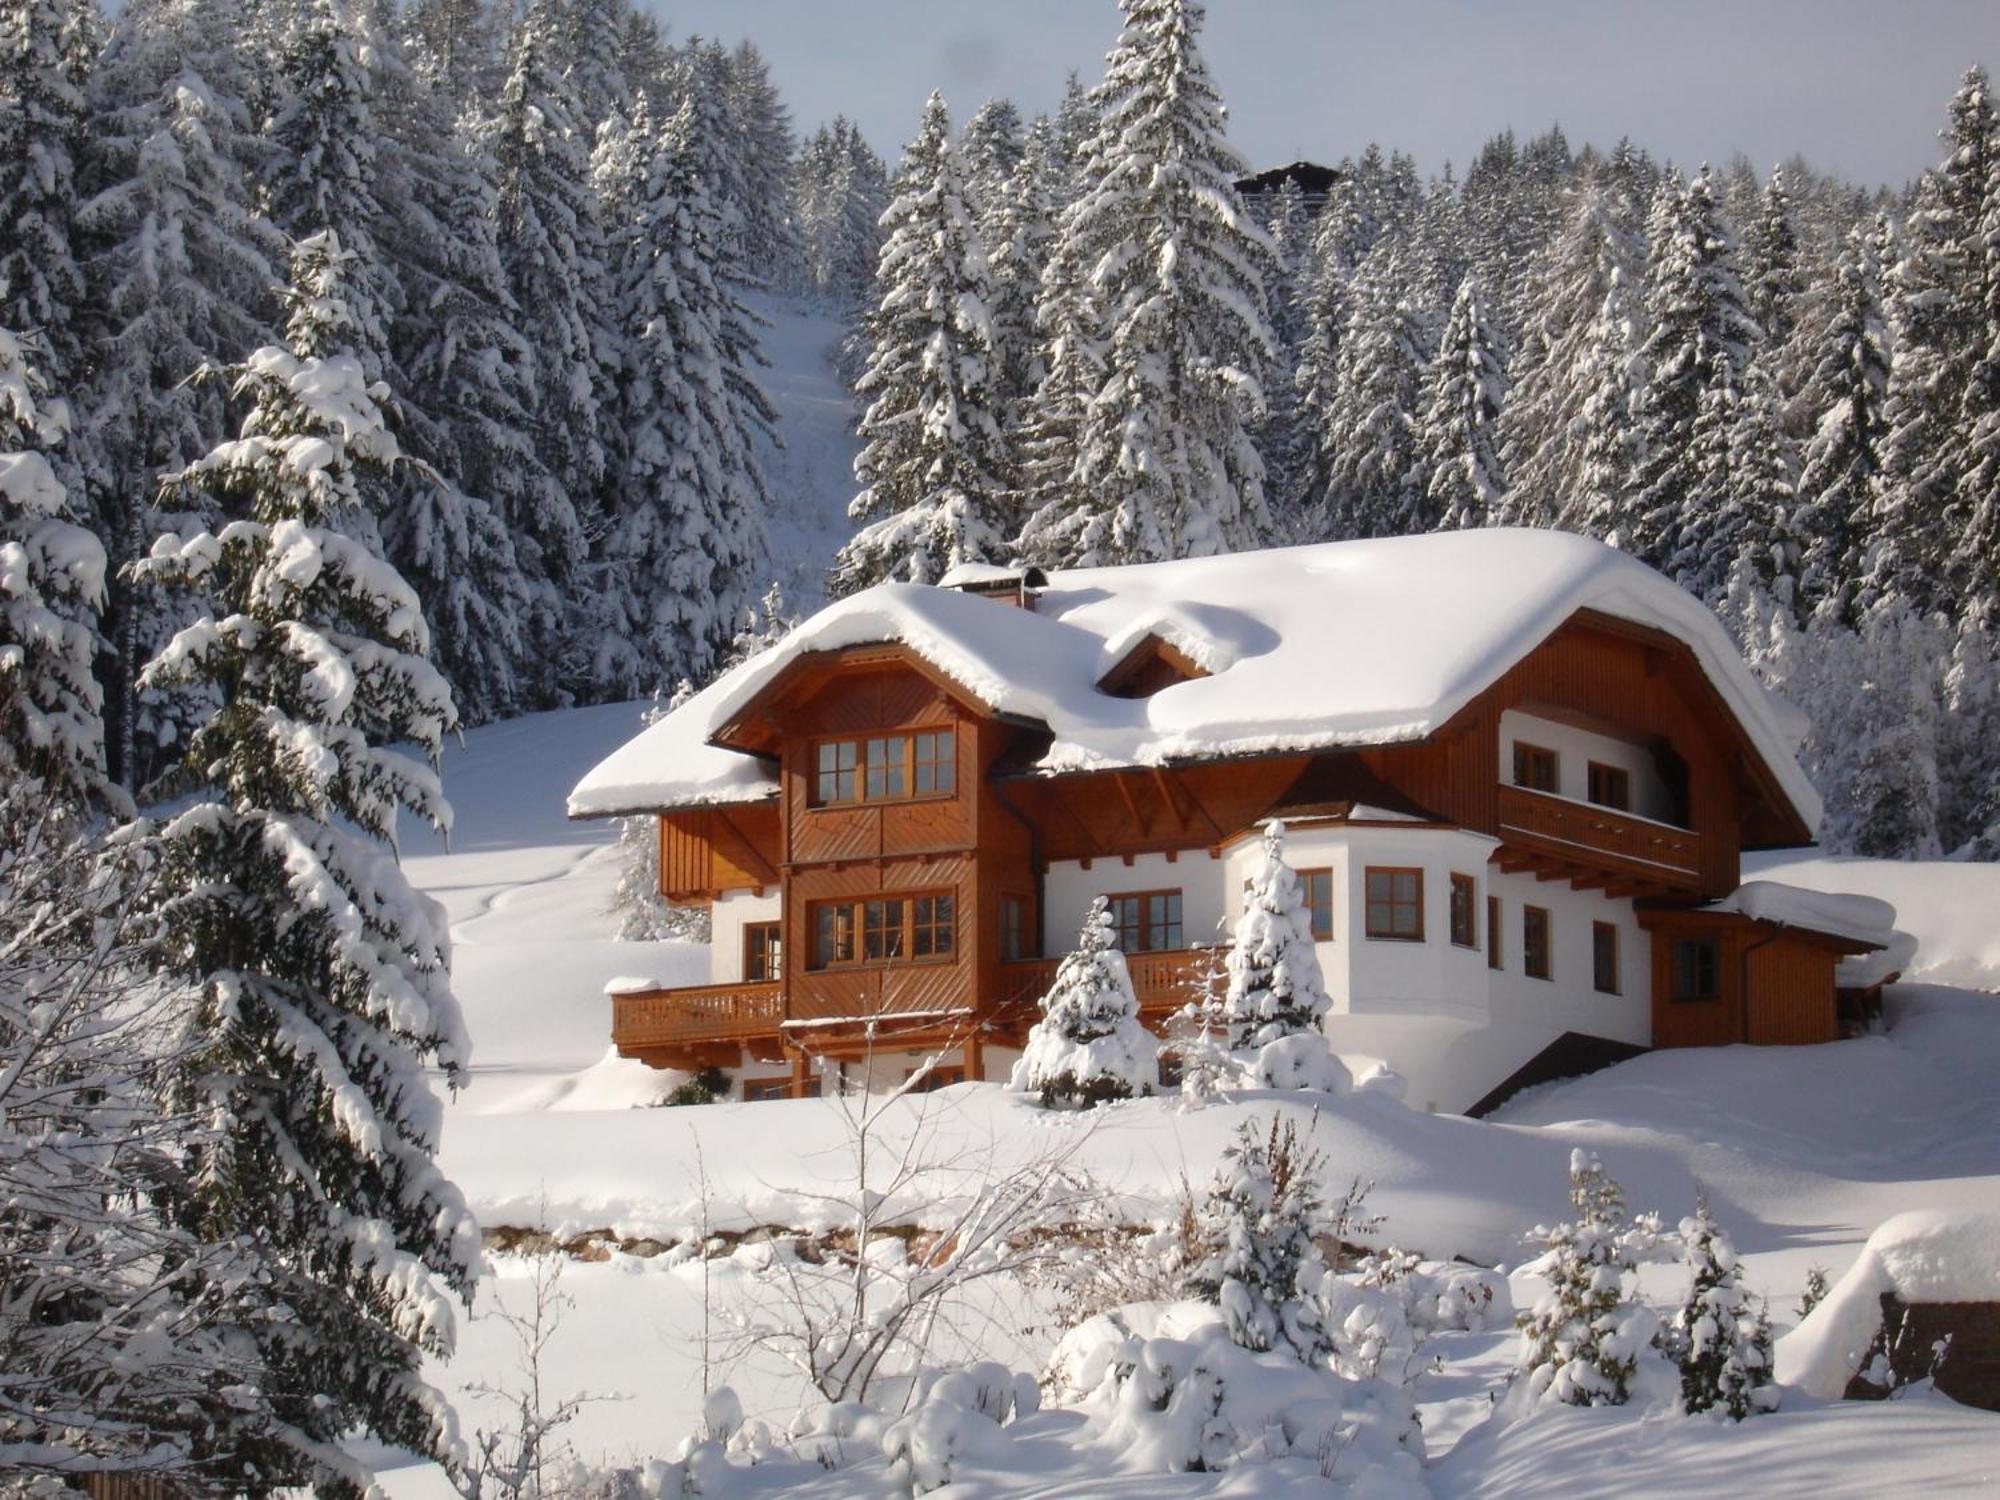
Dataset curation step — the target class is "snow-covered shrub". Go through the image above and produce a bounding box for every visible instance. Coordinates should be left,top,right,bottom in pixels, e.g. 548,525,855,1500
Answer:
1513,1150,1662,1408
1027,1183,1204,1335
880,1362,1033,1494
1220,820,1333,1050
1013,896,1159,1108
1798,1264,1830,1320
1184,1114,1326,1351
1063,1305,1426,1486
1665,1195,1777,1419
1163,933,1238,1103
1253,1032,1353,1094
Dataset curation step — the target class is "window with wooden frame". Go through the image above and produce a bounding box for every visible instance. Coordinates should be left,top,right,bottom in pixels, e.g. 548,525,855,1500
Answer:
744,921,782,982
1587,761,1632,811
1672,936,1721,1001
904,1065,966,1093
742,1078,791,1102
1300,868,1334,941
1487,896,1502,969
1592,921,1619,994
812,729,956,806
1449,873,1477,948
1364,867,1424,941
1513,742,1559,794
999,893,1034,961
1106,889,1183,953
808,892,955,969
1523,905,1552,980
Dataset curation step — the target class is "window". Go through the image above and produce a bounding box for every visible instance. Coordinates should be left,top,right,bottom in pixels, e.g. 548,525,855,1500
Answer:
1000,894,1033,961
744,922,782,982
1365,867,1424,941
1300,868,1334,941
1107,890,1183,953
912,730,956,794
1593,921,1619,994
813,729,956,806
809,892,954,968
1487,896,1502,969
1673,936,1721,1001
904,1065,966,1093
1449,873,1477,948
1513,742,1559,794
742,1078,790,1102
1587,761,1632,811
1523,905,1552,980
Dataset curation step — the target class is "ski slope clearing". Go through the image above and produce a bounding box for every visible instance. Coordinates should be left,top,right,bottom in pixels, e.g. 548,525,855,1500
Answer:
389,701,2000,1493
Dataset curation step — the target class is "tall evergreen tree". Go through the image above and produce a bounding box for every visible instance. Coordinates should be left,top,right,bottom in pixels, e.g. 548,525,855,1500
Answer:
401,0,502,101
1868,66,1995,618
1631,165,1759,574
1741,167,1805,376
1018,0,1278,566
835,92,1009,591
1317,237,1428,539
1563,263,1648,546
1413,275,1510,531
985,116,1058,453
0,325,106,804
131,231,478,1492
0,0,95,383
726,39,801,279
599,97,772,691
959,95,1025,229
1953,102,2000,629
1793,218,1892,619
1259,174,1316,533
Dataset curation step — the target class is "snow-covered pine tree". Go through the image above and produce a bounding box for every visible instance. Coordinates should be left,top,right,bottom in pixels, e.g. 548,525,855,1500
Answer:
1953,98,2000,632
833,91,1010,592
1940,623,2000,858
1011,184,1106,558
1018,0,1279,567
726,39,801,279
1258,174,1315,534
1316,236,1428,540
401,0,502,101
1563,264,1648,544
263,0,396,382
1792,217,1892,620
1669,357,1800,605
1047,69,1097,205
1867,66,1995,620
984,115,1058,442
1184,1113,1326,1353
1501,167,1647,529
0,0,95,384
1741,167,1805,386
375,71,539,726
130,231,479,1490
599,95,773,695
554,0,637,138
1514,1150,1655,1408
958,95,1024,231
492,0,608,688
1631,165,1760,576
0,324,107,805
1219,820,1332,1050
793,115,886,307
1814,597,1947,857
1412,275,1509,532
1013,895,1159,1108
1666,1193,1777,1420
76,0,283,786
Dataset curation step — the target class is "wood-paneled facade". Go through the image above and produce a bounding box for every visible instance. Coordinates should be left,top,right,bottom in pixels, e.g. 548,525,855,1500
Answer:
607,609,1865,1092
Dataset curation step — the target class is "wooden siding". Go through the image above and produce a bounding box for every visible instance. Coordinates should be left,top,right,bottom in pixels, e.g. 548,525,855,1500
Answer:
1642,911,1844,1048
658,802,780,900
1496,785,1702,890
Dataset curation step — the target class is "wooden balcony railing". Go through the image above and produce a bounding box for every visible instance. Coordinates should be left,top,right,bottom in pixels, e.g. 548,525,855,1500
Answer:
1497,784,1701,885
612,981,783,1051
998,947,1212,1019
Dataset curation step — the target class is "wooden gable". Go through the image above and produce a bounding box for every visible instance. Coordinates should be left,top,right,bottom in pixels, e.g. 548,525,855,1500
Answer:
1097,633,1211,699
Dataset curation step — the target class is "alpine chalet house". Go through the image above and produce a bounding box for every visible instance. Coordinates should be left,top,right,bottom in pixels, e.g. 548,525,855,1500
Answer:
569,530,1902,1111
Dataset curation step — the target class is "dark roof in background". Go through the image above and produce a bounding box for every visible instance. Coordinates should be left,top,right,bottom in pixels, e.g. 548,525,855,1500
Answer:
1234,160,1342,197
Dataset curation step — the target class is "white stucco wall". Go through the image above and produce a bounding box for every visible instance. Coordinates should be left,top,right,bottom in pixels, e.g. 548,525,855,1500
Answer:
1499,708,1675,823
709,887,781,984
1042,849,1227,954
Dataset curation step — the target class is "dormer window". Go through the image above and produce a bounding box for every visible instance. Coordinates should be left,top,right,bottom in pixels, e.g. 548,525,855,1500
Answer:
1098,633,1210,700
813,729,956,806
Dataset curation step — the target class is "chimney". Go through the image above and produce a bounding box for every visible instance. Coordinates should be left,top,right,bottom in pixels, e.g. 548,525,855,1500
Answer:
938,564,1046,611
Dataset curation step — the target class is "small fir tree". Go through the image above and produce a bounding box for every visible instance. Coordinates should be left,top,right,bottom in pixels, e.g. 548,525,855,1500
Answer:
130,231,480,1491
1797,1265,1830,1321
1667,1193,1777,1420
1183,1113,1326,1353
1220,820,1332,1050
1013,896,1159,1109
1515,1150,1656,1408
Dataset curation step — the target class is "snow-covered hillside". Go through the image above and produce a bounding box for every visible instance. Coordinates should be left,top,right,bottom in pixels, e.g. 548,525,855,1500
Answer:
378,699,2000,1496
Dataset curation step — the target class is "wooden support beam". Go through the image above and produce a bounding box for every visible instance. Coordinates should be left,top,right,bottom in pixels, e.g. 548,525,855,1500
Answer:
1113,772,1151,837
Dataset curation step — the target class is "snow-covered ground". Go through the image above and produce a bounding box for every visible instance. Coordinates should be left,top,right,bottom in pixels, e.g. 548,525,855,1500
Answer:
379,684,2000,1495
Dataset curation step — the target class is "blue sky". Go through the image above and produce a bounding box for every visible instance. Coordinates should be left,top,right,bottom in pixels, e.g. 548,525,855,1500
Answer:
652,0,2000,188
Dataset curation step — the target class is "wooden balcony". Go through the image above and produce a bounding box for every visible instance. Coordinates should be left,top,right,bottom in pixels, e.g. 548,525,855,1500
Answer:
1495,784,1702,894
612,980,784,1055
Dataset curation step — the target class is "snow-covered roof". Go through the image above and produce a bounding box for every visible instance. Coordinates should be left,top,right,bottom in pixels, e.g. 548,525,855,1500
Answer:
569,530,1823,826
1701,881,1897,950
1778,1209,2000,1398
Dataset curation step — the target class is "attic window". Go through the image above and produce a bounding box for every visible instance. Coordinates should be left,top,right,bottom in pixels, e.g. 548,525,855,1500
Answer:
1098,633,1211,700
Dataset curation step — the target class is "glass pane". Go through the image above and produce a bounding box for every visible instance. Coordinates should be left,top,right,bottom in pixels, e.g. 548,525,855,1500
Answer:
935,730,955,790
1368,901,1392,934
1366,870,1390,903
1393,872,1418,904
